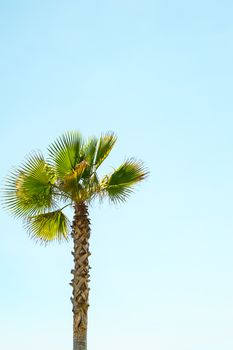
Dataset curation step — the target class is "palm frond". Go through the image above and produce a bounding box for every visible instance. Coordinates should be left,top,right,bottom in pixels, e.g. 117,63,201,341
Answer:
101,182,133,204
94,132,117,169
25,210,70,243
83,137,98,167
61,160,88,196
48,131,83,178
102,159,148,203
81,137,98,178
2,153,57,218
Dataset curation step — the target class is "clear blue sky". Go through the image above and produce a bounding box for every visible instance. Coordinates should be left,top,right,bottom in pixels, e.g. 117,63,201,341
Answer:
1,1,233,349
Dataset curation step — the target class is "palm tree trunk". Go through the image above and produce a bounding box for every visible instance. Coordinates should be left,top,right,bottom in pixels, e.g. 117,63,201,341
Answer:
71,202,91,350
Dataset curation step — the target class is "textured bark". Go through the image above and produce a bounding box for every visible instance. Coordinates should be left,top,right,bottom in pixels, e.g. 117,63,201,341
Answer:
71,202,91,350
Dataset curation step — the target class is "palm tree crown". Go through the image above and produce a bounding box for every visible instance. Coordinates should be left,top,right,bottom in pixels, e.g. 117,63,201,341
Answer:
3,131,148,242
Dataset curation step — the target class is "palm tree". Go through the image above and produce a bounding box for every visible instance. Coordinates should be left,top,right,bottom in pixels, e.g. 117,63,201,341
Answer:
2,131,148,350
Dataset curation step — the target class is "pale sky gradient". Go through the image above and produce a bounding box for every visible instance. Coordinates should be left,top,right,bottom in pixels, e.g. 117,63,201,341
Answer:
1,1,233,350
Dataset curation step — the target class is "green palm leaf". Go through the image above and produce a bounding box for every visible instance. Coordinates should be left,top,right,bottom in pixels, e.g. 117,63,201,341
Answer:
103,159,148,203
48,131,83,178
83,137,98,167
25,210,70,243
94,132,117,169
81,137,98,178
61,161,89,200
2,153,57,218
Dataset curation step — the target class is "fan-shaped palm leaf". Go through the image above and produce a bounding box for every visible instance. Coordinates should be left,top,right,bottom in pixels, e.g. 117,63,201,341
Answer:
25,210,70,242
102,159,148,203
2,153,57,218
81,137,98,178
83,137,98,167
94,132,117,169
62,160,88,194
48,131,83,178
